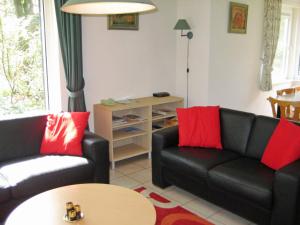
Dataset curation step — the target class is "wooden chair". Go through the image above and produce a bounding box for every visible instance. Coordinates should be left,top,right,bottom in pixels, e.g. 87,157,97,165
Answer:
267,97,300,121
276,88,295,96
294,86,300,93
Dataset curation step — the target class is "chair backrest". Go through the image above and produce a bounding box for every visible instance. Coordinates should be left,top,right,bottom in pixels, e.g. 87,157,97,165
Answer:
294,86,300,93
276,88,295,96
267,97,300,121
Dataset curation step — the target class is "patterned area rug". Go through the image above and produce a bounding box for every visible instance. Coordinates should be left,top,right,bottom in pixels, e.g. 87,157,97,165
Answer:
135,187,214,225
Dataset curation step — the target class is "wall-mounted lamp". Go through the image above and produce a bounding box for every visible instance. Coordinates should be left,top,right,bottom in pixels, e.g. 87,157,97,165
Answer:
61,0,157,15
174,19,193,39
174,19,193,107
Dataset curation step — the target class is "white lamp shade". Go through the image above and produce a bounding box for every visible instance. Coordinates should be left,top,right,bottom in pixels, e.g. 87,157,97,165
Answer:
61,0,157,15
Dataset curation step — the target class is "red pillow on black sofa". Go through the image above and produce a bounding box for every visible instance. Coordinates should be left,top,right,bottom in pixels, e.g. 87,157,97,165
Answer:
261,118,300,170
40,112,90,156
176,106,222,149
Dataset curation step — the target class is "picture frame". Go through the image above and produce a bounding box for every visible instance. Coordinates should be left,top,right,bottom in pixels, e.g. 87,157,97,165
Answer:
228,2,248,34
108,14,139,30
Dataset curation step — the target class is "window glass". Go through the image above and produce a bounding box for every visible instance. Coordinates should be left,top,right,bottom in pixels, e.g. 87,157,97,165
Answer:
273,14,291,81
272,4,300,83
0,0,47,115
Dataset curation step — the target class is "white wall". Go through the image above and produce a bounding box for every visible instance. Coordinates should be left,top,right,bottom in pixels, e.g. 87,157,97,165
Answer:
81,0,177,130
176,0,211,107
174,0,280,116
207,0,273,115
61,0,280,128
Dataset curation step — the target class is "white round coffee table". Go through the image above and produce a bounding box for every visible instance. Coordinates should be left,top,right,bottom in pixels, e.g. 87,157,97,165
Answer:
5,184,156,225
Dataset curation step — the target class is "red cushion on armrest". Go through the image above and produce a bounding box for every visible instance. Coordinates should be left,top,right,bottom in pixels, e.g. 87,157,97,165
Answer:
261,118,300,170
40,112,90,156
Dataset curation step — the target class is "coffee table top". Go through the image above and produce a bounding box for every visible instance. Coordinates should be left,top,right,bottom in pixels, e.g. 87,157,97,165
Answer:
5,184,156,225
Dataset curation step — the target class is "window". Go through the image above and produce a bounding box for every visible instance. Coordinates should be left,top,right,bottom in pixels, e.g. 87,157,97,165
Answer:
272,4,300,83
0,0,48,115
0,0,62,118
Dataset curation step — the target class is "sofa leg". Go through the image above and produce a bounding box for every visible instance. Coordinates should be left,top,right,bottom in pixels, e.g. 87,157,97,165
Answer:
151,168,171,189
152,178,171,189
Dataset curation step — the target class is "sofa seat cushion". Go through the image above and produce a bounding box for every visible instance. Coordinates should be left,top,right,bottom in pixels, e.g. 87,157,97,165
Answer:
0,155,94,199
208,158,275,209
0,174,10,203
161,147,239,180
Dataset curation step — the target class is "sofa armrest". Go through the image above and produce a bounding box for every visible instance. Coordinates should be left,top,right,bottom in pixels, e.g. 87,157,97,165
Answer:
271,159,300,225
151,126,178,188
82,131,109,183
152,126,179,152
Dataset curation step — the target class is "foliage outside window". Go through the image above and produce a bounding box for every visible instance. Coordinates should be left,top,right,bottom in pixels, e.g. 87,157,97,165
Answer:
0,0,47,116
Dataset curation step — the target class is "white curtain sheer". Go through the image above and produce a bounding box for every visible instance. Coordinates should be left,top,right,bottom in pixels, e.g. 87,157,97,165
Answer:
259,0,282,91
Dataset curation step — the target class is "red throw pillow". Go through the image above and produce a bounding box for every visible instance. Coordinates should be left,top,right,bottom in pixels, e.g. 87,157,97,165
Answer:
261,119,300,170
176,106,222,149
40,112,90,156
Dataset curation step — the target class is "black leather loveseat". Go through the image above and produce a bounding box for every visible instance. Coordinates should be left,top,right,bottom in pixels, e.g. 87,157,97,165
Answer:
0,115,109,221
152,108,300,225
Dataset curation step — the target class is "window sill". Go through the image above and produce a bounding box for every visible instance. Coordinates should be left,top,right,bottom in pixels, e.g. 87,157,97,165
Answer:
272,79,300,86
0,111,48,121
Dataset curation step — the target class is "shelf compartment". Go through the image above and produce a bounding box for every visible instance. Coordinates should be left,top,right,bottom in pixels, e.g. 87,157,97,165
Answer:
113,129,147,141
112,119,147,129
114,143,149,161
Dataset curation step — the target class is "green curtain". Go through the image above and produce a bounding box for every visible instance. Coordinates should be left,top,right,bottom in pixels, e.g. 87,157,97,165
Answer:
54,0,87,112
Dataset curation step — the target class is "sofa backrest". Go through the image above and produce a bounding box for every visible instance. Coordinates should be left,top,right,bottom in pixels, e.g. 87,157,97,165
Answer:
0,115,47,162
246,116,279,160
220,108,255,155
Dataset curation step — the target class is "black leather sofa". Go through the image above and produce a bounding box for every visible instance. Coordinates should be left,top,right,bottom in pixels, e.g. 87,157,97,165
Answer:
152,108,300,225
0,115,109,221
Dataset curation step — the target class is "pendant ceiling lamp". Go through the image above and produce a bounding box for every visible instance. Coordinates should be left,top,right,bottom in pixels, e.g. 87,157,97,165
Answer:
61,0,157,15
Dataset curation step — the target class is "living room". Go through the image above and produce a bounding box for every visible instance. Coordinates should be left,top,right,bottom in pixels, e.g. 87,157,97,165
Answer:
1,0,300,225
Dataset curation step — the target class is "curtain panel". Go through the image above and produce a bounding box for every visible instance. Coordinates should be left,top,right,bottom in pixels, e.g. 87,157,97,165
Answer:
54,0,87,112
259,0,282,91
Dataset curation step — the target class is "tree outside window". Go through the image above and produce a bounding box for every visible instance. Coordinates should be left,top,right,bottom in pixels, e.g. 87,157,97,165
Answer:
0,0,46,115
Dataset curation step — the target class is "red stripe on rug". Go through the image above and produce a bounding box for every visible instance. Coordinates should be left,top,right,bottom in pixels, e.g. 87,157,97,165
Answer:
135,187,214,225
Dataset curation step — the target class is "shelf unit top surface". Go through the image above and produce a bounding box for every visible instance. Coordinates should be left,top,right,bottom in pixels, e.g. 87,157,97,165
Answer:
94,96,184,111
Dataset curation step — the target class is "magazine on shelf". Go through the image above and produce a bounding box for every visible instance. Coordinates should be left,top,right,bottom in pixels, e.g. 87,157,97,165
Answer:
123,114,143,122
119,127,141,132
112,115,127,126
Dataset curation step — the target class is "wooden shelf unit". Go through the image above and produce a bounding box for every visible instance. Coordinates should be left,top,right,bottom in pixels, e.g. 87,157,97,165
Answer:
94,96,184,169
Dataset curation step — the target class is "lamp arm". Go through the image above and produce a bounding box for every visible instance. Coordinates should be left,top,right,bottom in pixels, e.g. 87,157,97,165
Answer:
180,31,193,40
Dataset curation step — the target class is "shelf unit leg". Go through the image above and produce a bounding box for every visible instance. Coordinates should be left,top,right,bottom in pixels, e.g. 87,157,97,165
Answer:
148,152,151,159
111,161,115,170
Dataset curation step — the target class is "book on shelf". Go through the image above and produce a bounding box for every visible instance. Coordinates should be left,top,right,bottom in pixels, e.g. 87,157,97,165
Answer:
113,114,144,126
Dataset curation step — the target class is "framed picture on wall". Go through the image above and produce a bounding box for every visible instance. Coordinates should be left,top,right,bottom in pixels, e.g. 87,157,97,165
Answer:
228,2,248,34
108,13,139,30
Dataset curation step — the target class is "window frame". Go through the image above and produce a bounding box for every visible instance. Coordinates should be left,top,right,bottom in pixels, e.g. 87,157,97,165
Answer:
0,0,63,120
273,3,300,85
